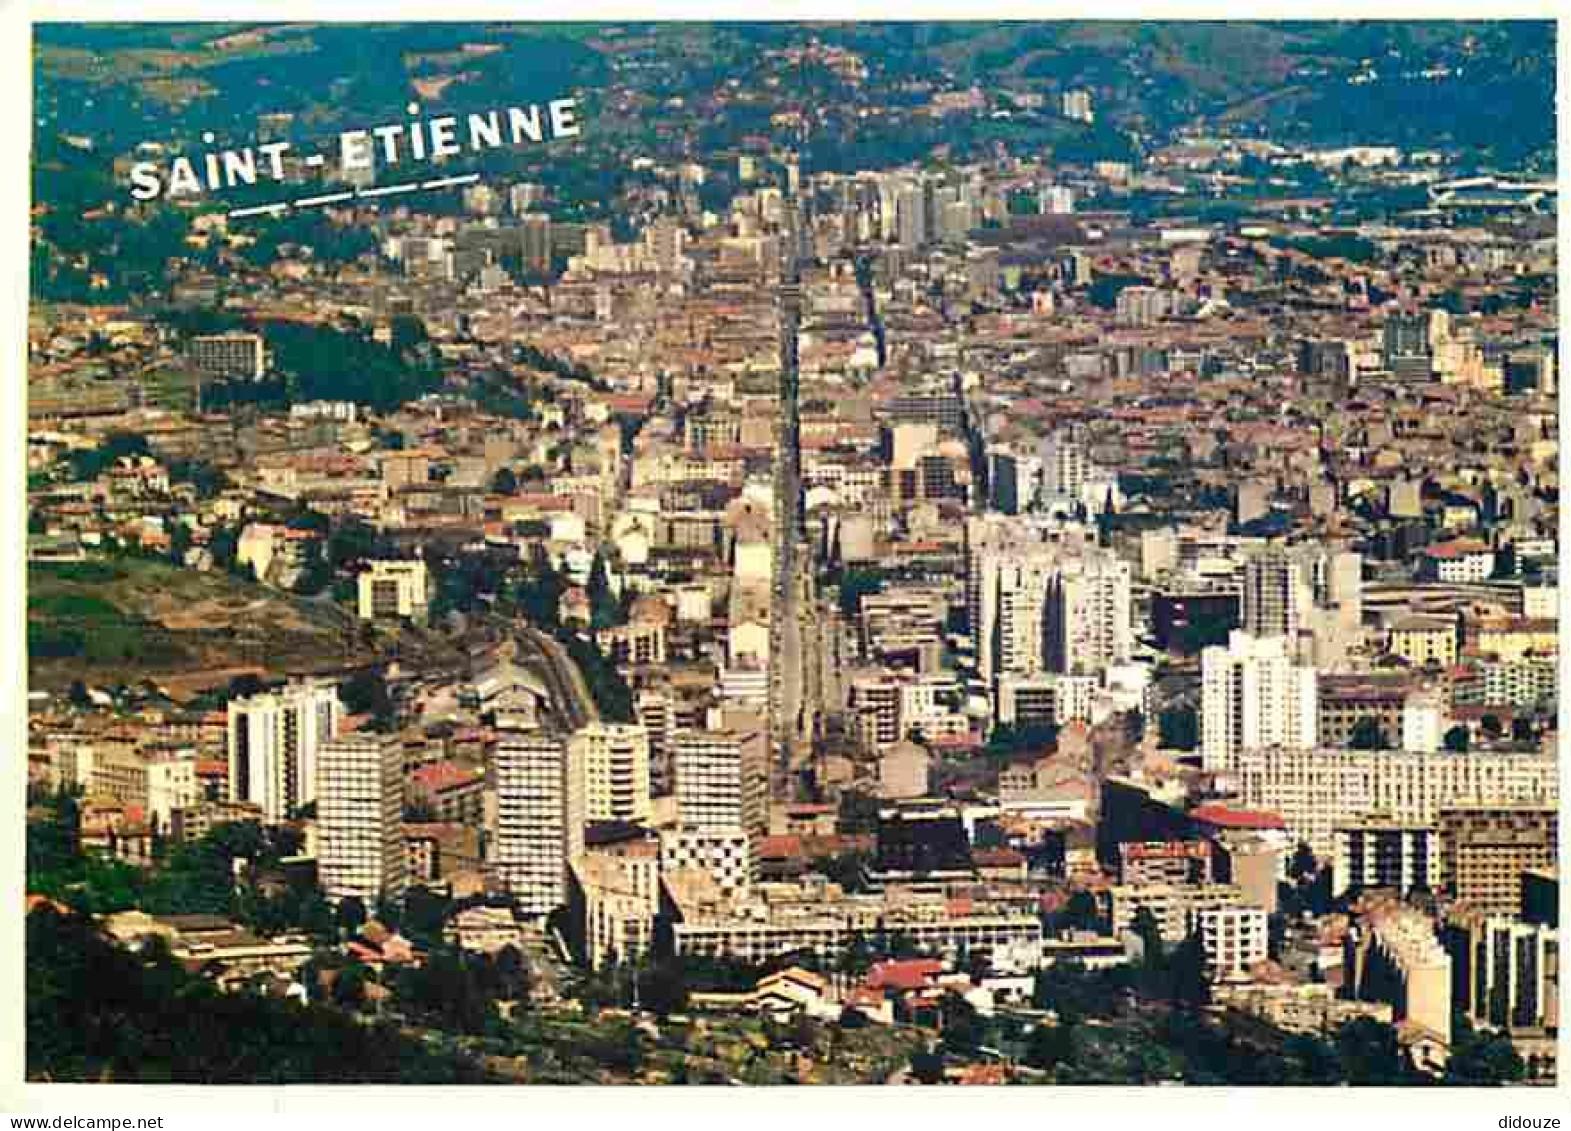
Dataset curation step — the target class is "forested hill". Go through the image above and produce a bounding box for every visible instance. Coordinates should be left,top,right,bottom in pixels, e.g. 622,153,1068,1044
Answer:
33,21,1555,174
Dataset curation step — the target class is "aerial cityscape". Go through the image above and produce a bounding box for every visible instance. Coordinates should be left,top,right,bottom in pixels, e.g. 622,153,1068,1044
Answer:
22,20,1561,1088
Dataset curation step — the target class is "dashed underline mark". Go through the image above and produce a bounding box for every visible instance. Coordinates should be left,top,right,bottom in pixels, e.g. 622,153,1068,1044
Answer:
226,172,482,219
421,174,481,190
295,191,355,208
227,202,290,219
358,183,420,199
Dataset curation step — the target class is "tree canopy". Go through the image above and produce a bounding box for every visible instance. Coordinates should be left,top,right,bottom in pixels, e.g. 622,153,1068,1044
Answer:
26,904,487,1083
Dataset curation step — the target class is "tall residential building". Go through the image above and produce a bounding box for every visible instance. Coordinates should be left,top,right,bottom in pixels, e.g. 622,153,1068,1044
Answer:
520,213,553,276
659,826,755,899
1045,552,1132,675
1115,285,1170,326
988,448,1022,514
1332,818,1441,897
317,732,407,905
1345,902,1452,1045
1317,673,1413,748
895,183,926,250
1233,748,1558,861
1382,311,1432,366
570,722,652,825
1037,428,1120,517
1291,544,1365,666
1192,906,1269,983
968,514,1131,683
974,548,1056,683
1439,806,1559,916
189,333,266,380
873,177,899,241
920,178,941,244
968,518,1047,681
1298,338,1353,384
988,447,1040,515
1304,548,1363,626
1240,550,1306,639
1200,631,1318,772
670,726,769,838
567,851,658,970
1442,911,1559,1035
227,680,343,821
644,217,687,273
848,670,904,752
491,728,585,917
939,198,975,243
1388,479,1423,519
633,689,675,794
1038,427,1092,503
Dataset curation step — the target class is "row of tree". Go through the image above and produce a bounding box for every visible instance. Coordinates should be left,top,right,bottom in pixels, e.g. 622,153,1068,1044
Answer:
26,903,490,1083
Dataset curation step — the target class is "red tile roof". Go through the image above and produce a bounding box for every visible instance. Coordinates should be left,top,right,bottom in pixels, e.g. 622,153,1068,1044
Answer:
974,848,1026,868
410,761,482,793
865,958,945,993
953,1063,1008,1085
602,394,655,414
756,834,804,859
1190,805,1286,831
1425,539,1490,559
